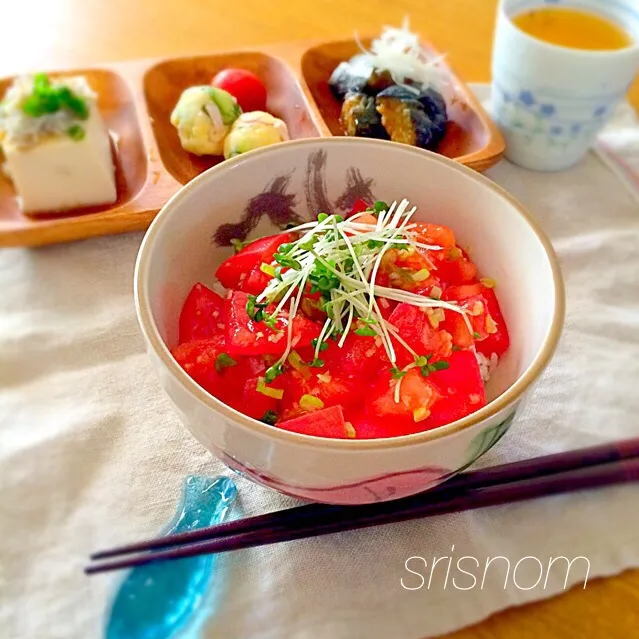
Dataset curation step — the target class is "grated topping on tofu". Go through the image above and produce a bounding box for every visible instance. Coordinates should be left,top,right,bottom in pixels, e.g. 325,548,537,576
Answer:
0,74,96,149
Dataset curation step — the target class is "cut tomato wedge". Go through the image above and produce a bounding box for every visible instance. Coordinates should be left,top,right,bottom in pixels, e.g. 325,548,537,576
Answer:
215,232,295,290
225,291,321,356
443,284,510,357
171,336,227,399
349,198,372,216
387,302,452,366
277,405,350,438
178,283,225,344
426,350,487,428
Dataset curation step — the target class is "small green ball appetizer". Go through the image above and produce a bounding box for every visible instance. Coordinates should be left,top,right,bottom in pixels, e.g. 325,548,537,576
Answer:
170,86,241,156
223,111,289,159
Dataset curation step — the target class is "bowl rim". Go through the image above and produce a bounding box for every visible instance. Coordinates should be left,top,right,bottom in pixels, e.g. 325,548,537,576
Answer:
135,137,565,450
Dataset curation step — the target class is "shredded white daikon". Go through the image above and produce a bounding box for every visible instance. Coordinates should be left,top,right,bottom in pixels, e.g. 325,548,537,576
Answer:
355,18,448,92
0,75,96,148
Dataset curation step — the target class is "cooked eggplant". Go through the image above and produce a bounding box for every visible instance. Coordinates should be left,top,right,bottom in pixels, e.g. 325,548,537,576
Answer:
340,92,389,139
418,87,448,138
329,55,394,100
375,85,447,150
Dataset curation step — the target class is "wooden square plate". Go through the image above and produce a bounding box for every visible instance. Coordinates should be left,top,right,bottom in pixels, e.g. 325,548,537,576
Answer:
0,38,503,248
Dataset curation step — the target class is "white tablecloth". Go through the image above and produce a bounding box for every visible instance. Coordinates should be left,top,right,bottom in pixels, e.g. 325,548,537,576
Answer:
1,86,639,639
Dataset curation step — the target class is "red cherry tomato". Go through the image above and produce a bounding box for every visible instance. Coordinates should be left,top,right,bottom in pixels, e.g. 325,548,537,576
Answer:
211,69,267,112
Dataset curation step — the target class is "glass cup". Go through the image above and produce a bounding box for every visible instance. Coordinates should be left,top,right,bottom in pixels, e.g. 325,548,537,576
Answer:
491,0,639,171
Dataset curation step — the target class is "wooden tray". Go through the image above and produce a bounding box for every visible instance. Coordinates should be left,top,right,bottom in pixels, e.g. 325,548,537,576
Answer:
0,39,504,248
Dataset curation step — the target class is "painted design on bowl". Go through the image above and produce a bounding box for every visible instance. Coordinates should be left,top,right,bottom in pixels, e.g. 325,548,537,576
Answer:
105,476,236,639
458,412,516,473
212,149,378,246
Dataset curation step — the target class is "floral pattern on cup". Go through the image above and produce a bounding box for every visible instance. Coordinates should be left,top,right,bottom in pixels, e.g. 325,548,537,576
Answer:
492,83,612,149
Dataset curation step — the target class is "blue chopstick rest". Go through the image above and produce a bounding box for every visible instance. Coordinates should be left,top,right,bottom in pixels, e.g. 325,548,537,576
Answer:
105,475,237,639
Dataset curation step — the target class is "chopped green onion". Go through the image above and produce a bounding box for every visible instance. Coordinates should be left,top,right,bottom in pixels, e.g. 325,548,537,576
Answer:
299,394,324,411
260,263,276,277
373,201,388,213
264,364,284,383
344,421,357,438
261,410,278,425
256,377,284,399
215,353,237,372
413,268,431,282
287,351,311,379
230,238,246,252
473,331,481,339
67,125,85,141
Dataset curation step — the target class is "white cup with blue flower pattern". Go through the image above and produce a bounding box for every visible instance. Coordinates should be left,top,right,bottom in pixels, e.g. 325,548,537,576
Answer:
492,0,639,171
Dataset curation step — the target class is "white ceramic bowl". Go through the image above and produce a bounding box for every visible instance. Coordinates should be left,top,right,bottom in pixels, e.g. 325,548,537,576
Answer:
134,138,564,505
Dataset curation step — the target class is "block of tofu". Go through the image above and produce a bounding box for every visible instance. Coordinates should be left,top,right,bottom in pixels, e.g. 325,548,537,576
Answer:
3,106,117,214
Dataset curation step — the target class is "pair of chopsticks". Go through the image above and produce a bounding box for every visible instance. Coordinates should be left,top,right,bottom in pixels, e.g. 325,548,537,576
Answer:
86,437,639,575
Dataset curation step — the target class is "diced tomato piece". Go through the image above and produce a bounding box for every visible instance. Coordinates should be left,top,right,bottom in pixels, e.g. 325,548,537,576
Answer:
349,198,371,216
439,310,474,350
225,291,321,356
378,248,438,293
387,302,452,366
171,336,227,399
429,247,477,286
237,264,272,295
443,284,510,357
347,410,427,439
278,368,352,421
278,334,387,420
425,350,486,428
277,406,350,438
369,368,440,420
178,283,225,344
215,232,295,290
238,376,281,420
359,350,486,437
412,223,456,249
322,333,389,382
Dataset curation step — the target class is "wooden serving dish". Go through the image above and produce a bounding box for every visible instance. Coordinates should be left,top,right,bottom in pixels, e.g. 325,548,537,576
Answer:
0,39,504,248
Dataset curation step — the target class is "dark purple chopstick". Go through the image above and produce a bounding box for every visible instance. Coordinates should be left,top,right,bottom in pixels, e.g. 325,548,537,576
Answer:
85,444,639,575
90,437,639,561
